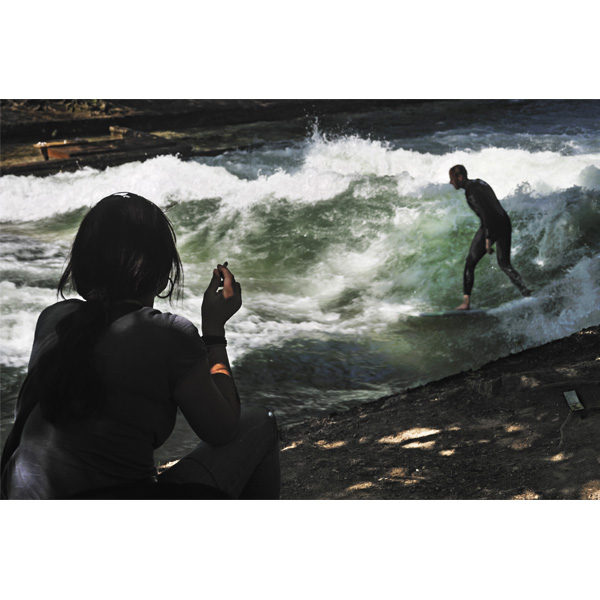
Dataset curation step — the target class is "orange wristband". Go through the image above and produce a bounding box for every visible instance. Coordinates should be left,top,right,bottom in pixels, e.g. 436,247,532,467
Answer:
210,363,231,377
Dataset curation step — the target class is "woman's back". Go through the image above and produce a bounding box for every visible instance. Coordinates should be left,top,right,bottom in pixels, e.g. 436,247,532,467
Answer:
2,299,206,499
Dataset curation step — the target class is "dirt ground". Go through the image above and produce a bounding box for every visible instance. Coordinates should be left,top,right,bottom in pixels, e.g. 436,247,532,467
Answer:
279,326,600,500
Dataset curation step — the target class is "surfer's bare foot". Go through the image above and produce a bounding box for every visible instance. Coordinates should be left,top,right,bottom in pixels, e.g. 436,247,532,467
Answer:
456,295,470,310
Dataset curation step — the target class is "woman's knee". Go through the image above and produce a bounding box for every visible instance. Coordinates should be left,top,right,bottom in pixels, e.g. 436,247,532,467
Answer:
240,405,279,444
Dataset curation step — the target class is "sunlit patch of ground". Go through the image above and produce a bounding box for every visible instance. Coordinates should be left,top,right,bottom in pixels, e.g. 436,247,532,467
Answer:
316,440,346,449
346,481,375,492
512,490,541,500
281,441,303,451
378,427,441,447
580,480,600,500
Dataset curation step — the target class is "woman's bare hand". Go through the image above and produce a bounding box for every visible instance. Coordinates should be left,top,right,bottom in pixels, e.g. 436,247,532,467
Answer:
201,263,242,336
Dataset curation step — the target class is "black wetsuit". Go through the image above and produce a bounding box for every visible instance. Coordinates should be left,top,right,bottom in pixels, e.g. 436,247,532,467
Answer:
462,179,529,296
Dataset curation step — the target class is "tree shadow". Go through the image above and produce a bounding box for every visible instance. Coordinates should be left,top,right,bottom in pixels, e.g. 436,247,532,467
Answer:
279,373,600,500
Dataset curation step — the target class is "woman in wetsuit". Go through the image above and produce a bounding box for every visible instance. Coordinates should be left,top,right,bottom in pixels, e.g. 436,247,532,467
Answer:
1,192,280,499
449,165,531,310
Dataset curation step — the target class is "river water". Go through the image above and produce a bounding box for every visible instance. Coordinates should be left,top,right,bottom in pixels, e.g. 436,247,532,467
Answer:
1,100,599,457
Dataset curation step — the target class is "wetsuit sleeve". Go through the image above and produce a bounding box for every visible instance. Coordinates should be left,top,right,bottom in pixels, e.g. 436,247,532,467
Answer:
466,182,492,239
166,315,208,388
166,315,239,445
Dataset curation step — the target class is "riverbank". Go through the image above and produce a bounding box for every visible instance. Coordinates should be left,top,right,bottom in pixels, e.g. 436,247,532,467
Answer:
1,99,434,176
279,325,600,500
1,100,428,140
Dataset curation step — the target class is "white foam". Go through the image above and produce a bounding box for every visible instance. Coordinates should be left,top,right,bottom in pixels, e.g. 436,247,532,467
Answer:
1,129,599,377
497,254,600,345
0,281,57,367
2,134,599,224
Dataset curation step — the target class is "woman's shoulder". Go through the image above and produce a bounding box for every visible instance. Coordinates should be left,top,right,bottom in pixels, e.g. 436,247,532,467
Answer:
135,308,205,361
28,300,84,366
39,298,83,316
135,306,197,330
129,307,202,347
36,299,83,334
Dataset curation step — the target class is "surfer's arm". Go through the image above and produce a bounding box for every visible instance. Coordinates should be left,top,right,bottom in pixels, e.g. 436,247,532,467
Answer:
468,188,492,241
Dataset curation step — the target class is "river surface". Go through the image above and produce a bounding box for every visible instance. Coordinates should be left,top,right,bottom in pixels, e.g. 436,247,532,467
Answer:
1,100,599,458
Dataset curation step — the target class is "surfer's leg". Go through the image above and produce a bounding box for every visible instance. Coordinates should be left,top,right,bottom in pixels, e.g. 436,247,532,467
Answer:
159,405,280,499
463,228,487,296
457,229,486,309
496,230,531,296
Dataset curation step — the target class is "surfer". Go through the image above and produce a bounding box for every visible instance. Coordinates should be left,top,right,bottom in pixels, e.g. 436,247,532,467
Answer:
449,165,531,310
1,193,280,499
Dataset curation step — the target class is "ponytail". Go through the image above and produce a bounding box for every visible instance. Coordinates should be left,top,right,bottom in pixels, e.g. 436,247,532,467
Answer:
38,298,110,422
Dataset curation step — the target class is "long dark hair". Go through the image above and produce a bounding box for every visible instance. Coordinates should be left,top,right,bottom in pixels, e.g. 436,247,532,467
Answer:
38,192,184,422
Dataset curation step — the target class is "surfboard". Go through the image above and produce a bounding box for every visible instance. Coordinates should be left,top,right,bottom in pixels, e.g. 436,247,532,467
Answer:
417,294,540,318
417,309,488,317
